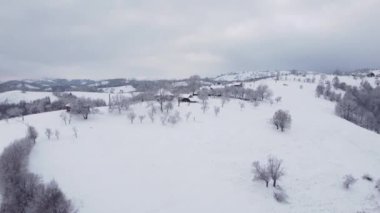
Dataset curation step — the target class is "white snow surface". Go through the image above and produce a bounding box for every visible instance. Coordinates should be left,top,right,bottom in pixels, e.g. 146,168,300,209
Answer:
0,77,380,212
0,90,58,103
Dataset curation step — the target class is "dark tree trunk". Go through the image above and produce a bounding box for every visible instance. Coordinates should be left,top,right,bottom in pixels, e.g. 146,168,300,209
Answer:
273,179,277,187
266,181,269,187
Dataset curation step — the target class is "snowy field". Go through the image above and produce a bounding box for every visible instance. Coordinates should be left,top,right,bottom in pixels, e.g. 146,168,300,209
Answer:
1,77,380,212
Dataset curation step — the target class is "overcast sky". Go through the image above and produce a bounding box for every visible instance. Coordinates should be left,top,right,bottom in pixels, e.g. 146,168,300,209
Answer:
0,0,379,80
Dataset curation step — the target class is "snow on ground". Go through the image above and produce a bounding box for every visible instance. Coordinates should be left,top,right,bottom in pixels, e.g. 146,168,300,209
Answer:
0,90,58,104
1,77,380,212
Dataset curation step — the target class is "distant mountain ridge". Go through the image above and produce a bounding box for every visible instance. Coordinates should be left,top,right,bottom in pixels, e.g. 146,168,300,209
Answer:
0,78,128,93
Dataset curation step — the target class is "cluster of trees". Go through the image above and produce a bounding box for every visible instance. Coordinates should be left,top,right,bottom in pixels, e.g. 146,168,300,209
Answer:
0,97,52,121
253,157,288,203
252,156,285,188
0,93,106,121
315,80,342,102
335,81,380,133
209,84,273,102
69,97,105,120
0,127,76,213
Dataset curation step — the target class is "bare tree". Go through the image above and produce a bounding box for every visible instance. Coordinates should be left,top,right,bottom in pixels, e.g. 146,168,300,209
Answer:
110,95,130,113
188,75,201,95
214,106,220,116
127,111,136,124
148,111,155,123
55,130,60,140
252,161,270,187
198,88,209,104
164,101,173,113
267,157,284,187
315,83,325,97
138,115,146,123
272,110,292,132
147,103,157,123
239,102,245,111
45,128,52,140
70,98,91,119
256,85,273,100
27,126,38,143
156,88,172,112
72,127,78,138
201,100,209,113
275,96,282,103
60,112,68,125
221,95,229,107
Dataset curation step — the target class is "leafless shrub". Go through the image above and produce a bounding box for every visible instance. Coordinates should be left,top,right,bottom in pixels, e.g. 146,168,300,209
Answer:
164,101,174,113
148,111,155,123
127,111,136,124
54,130,60,140
221,96,229,107
273,188,288,203
60,112,68,125
201,101,209,113
343,174,357,189
45,128,52,140
375,179,380,192
239,102,245,110
72,127,78,138
214,107,220,116
362,174,373,182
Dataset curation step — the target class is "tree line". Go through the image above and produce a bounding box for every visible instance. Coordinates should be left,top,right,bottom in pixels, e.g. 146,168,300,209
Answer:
315,76,380,133
335,81,380,133
0,126,76,212
0,92,106,121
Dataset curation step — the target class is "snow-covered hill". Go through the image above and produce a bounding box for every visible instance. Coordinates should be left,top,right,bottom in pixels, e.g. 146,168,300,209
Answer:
0,76,380,212
214,70,291,81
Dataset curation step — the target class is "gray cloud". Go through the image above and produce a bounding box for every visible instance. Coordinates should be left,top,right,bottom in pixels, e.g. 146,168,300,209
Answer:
0,0,379,80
